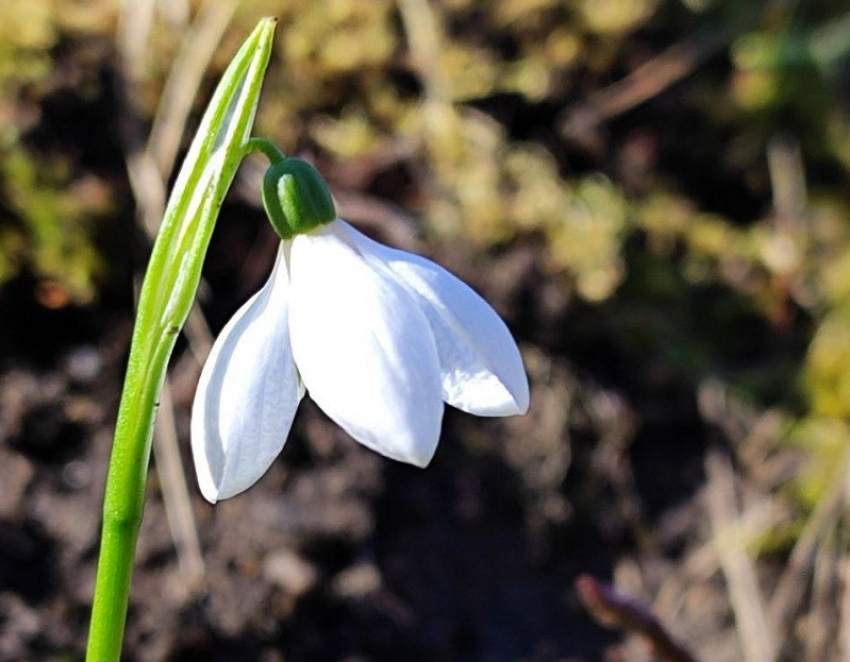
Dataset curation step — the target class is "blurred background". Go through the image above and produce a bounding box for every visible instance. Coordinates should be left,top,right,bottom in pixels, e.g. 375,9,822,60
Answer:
1,0,849,660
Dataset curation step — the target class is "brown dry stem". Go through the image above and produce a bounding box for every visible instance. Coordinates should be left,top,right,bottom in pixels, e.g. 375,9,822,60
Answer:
576,574,699,662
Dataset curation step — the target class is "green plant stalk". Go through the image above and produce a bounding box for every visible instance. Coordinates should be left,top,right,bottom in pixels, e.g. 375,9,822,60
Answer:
85,19,276,662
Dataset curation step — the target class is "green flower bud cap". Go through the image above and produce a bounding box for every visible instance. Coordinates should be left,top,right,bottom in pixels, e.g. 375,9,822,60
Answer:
262,158,336,239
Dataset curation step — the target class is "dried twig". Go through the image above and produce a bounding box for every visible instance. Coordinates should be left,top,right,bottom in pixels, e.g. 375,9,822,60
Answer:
706,452,776,662
558,24,737,151
576,574,698,662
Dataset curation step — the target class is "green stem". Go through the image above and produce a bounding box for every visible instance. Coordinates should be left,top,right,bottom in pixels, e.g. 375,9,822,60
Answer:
85,19,277,662
86,340,174,662
245,136,287,163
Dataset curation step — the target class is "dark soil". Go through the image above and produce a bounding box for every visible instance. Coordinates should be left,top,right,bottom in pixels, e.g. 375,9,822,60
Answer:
1,6,816,661
0,214,725,662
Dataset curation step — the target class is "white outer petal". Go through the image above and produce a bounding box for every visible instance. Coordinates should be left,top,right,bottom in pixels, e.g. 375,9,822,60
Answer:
191,244,302,503
340,222,529,416
289,223,444,467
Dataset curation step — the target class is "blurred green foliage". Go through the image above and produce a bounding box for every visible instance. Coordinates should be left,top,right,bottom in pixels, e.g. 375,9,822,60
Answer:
2,0,850,513
0,0,113,303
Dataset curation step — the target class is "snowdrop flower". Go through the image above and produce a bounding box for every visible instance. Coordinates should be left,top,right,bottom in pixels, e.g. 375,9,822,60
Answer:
192,157,529,503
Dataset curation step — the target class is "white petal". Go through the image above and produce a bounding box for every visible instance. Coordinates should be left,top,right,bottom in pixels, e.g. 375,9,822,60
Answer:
342,221,529,416
191,244,302,503
288,222,444,467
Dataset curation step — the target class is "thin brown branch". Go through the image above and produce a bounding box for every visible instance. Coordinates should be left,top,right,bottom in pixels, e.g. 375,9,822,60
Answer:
558,25,736,148
576,574,699,662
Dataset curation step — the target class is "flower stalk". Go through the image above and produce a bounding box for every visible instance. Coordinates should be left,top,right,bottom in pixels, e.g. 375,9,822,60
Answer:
86,14,529,661
85,19,276,662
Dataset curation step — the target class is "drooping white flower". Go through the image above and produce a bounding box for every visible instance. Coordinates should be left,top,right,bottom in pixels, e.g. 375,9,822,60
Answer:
191,159,529,503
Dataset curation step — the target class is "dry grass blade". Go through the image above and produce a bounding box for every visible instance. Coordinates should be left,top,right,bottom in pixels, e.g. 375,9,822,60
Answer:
706,452,776,662
396,0,463,234
152,381,205,593
804,535,840,662
396,0,449,104
147,0,239,178
841,556,850,662
769,458,846,645
767,134,807,230
116,0,157,86
841,467,850,662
